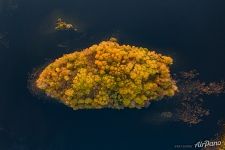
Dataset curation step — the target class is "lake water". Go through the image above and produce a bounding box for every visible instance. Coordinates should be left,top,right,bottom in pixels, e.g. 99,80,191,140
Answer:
0,0,225,149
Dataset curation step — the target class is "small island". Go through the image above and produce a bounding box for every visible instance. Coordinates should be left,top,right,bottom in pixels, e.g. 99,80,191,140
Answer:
55,18,77,31
35,38,177,110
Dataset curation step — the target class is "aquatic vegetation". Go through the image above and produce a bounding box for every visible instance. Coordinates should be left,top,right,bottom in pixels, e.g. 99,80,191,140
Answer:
55,18,77,31
174,70,225,125
35,38,177,110
143,70,225,125
175,102,210,125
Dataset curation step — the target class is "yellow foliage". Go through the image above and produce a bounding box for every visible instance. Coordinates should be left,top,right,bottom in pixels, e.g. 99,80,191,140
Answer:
55,18,75,31
36,38,178,110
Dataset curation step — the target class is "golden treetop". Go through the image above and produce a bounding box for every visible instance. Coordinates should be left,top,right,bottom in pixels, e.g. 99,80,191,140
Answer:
36,38,177,110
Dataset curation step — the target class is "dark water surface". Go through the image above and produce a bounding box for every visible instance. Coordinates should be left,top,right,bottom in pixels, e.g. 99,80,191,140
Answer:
0,0,225,149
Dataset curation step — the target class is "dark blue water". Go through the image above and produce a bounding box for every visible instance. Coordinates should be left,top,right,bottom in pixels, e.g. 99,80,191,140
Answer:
0,0,225,149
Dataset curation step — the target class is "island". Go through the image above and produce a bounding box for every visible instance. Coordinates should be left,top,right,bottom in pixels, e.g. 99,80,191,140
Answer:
35,38,178,110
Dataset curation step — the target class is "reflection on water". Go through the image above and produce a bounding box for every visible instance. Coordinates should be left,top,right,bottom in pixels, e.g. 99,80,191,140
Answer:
143,111,175,125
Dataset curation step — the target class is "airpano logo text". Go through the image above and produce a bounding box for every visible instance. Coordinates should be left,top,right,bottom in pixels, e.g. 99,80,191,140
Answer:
195,140,222,148
174,140,222,149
